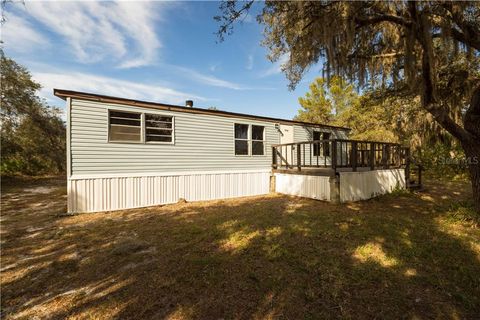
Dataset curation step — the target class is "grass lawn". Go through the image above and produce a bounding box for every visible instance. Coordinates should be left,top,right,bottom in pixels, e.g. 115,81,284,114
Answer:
1,177,479,319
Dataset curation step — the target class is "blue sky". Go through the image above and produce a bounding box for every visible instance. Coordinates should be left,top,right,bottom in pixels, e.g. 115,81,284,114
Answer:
2,1,322,119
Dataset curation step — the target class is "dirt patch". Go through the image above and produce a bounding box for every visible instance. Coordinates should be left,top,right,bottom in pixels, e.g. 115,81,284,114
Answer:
1,177,479,319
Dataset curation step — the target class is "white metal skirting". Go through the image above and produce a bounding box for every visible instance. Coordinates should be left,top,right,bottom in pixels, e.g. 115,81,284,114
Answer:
339,169,405,202
68,171,271,213
274,173,330,201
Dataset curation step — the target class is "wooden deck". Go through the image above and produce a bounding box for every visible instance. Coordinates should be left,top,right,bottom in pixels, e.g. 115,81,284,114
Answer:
271,139,422,188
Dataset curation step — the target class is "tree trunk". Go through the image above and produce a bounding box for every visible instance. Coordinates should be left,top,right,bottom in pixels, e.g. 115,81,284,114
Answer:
461,140,480,213
463,86,480,213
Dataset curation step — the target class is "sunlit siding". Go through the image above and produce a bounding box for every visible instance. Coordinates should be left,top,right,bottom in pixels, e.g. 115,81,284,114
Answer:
339,169,406,202
70,99,283,176
275,173,331,201
68,171,271,213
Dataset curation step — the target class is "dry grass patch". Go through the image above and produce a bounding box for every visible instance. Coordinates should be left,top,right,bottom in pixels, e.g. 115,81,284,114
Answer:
1,177,479,319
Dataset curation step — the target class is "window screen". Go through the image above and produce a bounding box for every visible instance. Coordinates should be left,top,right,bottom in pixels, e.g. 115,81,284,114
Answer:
235,124,249,155
145,114,173,142
109,110,141,142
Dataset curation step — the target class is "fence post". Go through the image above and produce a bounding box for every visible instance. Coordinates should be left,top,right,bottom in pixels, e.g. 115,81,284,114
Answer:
370,142,375,170
297,143,301,171
382,144,387,169
405,147,410,186
418,164,422,188
272,146,277,169
332,140,337,173
385,145,390,169
352,141,357,172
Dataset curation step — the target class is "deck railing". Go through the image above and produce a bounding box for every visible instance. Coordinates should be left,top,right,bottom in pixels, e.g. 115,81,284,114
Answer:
272,139,408,173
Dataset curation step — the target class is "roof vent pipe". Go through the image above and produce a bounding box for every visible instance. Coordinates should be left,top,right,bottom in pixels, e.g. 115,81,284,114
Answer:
185,100,193,108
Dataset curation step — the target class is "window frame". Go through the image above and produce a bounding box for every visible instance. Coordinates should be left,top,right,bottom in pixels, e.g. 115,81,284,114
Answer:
107,109,143,144
107,108,175,145
234,123,250,156
233,123,266,157
251,125,265,156
144,113,175,145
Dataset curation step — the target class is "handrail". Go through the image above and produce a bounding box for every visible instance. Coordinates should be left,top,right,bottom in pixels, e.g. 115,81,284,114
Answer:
272,139,402,148
272,138,408,173
272,139,334,147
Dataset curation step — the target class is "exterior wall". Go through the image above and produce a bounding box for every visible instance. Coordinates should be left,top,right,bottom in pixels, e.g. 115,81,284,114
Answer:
70,99,281,176
68,170,270,213
274,173,331,201
339,169,406,202
292,125,349,167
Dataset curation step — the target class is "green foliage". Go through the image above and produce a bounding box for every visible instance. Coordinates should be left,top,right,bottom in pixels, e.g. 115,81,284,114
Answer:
328,76,358,116
294,78,332,123
295,76,360,124
334,93,397,142
415,142,468,178
1,52,66,176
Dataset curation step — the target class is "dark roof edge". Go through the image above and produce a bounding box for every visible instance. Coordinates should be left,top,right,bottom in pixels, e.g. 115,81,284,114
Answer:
54,89,351,131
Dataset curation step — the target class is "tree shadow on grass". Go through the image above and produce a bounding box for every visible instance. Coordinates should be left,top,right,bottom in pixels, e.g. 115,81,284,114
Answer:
1,179,479,319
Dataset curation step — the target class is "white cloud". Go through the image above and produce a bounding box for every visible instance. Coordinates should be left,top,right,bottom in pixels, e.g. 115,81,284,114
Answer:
16,1,168,68
1,13,48,52
209,62,221,72
32,71,207,106
246,54,254,70
176,66,248,90
259,53,290,77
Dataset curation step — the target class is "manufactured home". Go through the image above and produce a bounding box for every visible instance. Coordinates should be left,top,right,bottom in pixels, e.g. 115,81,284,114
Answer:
55,89,417,214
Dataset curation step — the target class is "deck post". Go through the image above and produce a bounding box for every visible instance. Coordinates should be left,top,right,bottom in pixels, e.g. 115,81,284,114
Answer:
329,175,340,203
352,141,357,172
370,142,375,170
333,140,337,171
272,146,277,169
296,143,301,171
418,164,422,188
382,144,387,169
385,144,390,169
405,147,411,186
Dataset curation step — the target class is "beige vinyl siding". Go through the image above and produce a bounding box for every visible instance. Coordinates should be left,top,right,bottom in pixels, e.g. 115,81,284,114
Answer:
292,125,348,166
293,125,324,166
293,124,348,141
70,99,283,176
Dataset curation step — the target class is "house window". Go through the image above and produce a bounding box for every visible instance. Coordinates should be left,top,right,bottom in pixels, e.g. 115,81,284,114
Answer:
234,124,265,155
252,125,265,155
313,131,331,156
109,110,142,142
234,123,249,155
145,113,173,143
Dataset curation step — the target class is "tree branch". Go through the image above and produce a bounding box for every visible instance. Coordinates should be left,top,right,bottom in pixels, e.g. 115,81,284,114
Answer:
450,27,480,51
420,49,473,143
355,14,412,28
